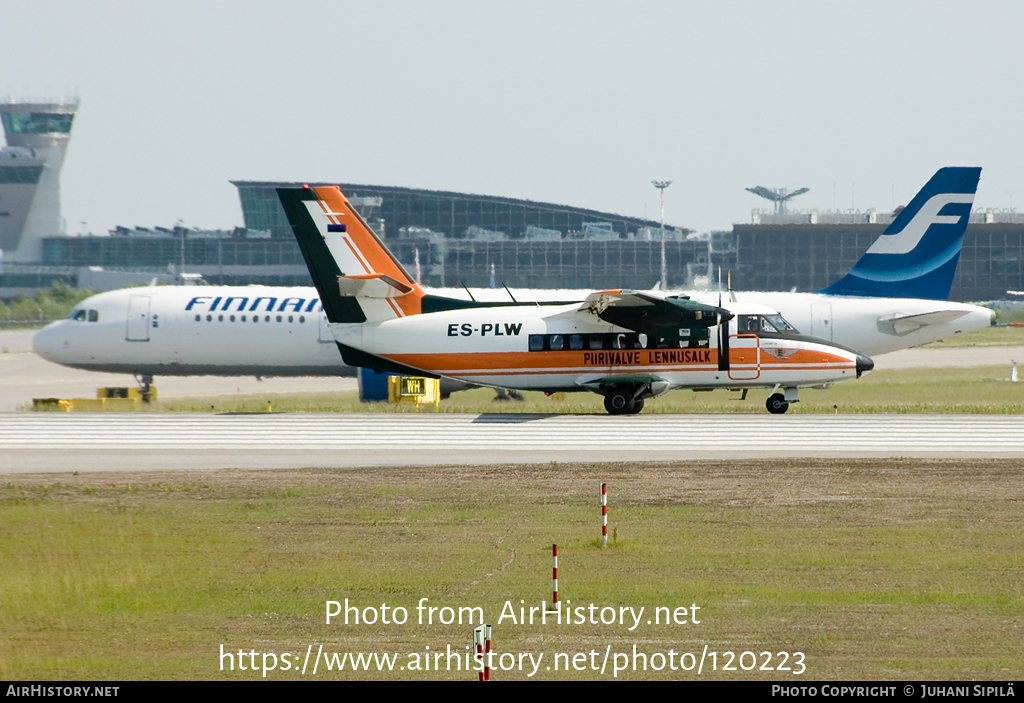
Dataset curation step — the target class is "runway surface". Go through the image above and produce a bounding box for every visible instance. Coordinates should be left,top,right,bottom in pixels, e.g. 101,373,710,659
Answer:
2,413,1022,473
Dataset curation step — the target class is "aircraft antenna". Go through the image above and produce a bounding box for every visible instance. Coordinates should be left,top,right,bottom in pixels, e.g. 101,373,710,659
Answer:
502,282,518,303
461,281,476,302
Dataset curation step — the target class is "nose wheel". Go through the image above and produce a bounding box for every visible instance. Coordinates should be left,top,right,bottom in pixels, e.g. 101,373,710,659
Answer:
766,393,789,414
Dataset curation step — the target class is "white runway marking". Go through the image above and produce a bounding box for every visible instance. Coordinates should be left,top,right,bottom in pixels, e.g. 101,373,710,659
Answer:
1,413,1021,453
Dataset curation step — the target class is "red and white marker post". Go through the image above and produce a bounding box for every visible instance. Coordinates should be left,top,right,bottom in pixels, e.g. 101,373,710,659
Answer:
552,543,559,606
474,624,492,681
601,483,608,548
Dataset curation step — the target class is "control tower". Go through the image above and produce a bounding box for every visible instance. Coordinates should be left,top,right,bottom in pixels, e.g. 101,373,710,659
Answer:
0,97,78,262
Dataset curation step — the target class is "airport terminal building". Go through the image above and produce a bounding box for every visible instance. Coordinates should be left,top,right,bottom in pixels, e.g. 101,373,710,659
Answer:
21,182,732,292
232,182,726,290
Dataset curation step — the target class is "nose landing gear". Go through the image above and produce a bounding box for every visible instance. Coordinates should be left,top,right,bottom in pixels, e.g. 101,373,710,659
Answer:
766,393,789,414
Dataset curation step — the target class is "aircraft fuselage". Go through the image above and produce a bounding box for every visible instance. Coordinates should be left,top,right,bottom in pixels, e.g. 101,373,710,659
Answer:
334,302,868,393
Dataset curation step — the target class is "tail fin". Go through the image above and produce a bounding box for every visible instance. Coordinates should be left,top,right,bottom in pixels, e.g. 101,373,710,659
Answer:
277,185,425,322
819,167,981,299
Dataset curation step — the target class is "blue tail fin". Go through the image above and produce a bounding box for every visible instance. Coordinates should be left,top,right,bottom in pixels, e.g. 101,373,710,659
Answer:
819,167,981,299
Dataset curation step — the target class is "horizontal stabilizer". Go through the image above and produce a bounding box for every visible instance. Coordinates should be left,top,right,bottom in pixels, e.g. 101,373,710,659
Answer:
337,273,415,299
877,309,970,336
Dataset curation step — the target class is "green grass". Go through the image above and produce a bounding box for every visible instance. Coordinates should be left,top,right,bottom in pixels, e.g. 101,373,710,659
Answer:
921,323,1024,348
1,459,1021,680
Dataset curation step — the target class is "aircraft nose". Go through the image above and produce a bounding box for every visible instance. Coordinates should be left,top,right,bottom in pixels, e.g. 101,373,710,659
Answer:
32,322,68,363
856,353,874,378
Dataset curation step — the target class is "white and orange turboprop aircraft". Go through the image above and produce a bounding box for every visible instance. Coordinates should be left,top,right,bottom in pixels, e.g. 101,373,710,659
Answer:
278,185,874,414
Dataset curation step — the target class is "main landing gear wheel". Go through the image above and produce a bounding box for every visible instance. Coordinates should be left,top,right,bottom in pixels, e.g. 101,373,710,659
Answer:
604,389,643,415
766,393,789,414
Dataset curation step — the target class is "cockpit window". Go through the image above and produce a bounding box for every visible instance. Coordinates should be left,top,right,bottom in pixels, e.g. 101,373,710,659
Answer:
69,309,86,321
737,314,799,334
87,309,99,322
764,314,797,332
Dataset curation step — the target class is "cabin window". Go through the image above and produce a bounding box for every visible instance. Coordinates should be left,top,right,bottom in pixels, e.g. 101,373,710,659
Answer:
265,315,270,322
288,315,294,323
218,314,224,322
299,315,305,323
194,314,200,322
241,315,247,322
527,332,701,352
230,315,236,322
276,315,282,322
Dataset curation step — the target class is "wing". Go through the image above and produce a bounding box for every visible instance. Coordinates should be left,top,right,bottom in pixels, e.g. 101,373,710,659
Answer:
547,289,732,341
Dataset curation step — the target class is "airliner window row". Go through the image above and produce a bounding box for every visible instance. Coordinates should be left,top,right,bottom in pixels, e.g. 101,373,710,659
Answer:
528,333,710,352
194,314,309,323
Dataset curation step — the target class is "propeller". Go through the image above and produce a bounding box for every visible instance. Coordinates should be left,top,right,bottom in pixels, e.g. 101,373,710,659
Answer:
717,310,731,372
716,266,733,370
717,267,730,372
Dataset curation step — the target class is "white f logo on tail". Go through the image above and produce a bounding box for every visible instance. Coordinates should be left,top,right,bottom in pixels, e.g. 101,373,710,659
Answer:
865,193,974,256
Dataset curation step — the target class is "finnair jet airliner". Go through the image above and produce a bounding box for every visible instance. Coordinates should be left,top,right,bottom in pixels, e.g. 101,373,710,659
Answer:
33,168,994,384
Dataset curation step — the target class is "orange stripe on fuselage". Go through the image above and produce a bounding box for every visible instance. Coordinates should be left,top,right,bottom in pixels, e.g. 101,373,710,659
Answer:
383,348,854,375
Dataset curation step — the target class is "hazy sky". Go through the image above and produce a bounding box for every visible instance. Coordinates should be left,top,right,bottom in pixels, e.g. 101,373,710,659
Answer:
3,1,1022,236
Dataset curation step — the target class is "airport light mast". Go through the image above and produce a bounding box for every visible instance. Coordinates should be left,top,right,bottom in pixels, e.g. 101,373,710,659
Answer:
652,180,671,289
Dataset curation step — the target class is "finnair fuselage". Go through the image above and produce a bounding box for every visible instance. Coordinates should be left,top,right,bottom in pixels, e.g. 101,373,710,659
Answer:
32,284,995,377
32,286,350,376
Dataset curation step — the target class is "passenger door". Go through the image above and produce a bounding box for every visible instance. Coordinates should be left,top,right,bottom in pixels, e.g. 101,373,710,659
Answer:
728,334,760,380
126,295,151,342
810,303,833,341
